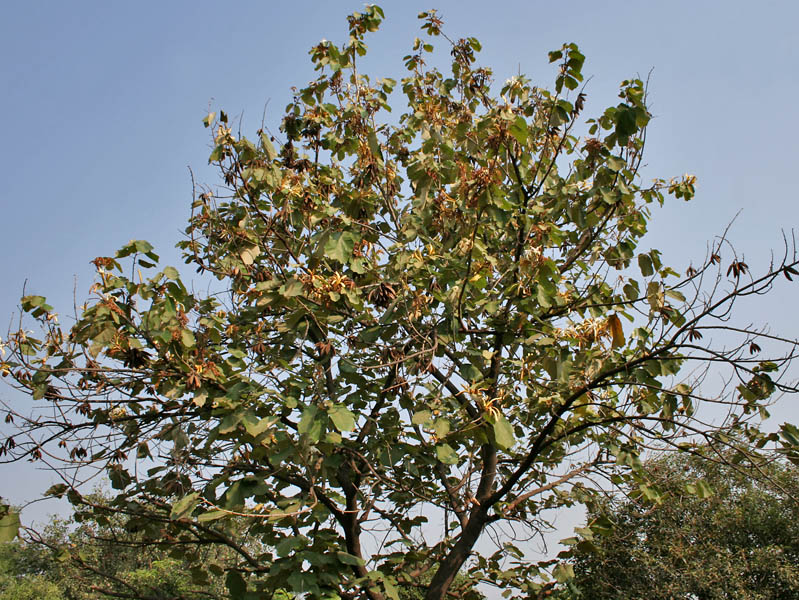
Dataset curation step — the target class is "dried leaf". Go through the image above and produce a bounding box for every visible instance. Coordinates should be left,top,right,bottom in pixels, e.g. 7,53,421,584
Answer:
608,313,625,348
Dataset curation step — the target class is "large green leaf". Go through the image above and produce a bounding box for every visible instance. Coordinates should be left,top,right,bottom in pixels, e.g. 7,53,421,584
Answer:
412,410,432,425
328,404,356,432
171,492,200,520
280,278,305,298
0,509,20,542
436,444,459,465
225,571,247,600
336,551,365,566
243,415,277,437
197,510,227,523
491,414,515,450
298,405,324,442
553,562,575,583
324,232,358,264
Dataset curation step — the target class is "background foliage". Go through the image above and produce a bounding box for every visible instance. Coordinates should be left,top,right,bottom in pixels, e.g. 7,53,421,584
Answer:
570,453,799,599
0,499,233,600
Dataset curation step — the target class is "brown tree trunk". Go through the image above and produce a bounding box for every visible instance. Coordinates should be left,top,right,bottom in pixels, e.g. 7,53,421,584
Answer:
423,506,487,600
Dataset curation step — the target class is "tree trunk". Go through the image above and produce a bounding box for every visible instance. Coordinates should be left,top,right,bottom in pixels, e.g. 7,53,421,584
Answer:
423,506,486,600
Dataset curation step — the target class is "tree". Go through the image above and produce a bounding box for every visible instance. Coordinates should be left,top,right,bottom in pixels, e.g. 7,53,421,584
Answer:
569,452,799,599
0,531,63,600
0,494,245,600
1,6,798,599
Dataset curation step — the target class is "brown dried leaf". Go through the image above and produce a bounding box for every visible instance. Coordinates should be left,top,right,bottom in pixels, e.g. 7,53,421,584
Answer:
608,314,625,349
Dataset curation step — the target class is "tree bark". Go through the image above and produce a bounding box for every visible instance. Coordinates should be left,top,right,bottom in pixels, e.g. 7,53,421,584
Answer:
423,505,487,600
424,443,496,600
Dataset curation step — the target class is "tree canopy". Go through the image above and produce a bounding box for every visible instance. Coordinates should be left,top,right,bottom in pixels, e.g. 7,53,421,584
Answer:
0,494,264,600
2,6,799,600
570,452,799,599
0,511,215,600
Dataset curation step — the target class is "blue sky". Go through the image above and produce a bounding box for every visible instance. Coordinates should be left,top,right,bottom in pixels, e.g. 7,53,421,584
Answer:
2,0,798,534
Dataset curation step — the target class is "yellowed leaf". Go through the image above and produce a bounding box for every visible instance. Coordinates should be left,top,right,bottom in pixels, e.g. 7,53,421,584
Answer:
608,313,624,348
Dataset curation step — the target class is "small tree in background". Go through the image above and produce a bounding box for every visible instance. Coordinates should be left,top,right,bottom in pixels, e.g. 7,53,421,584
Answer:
570,452,799,599
2,6,798,600
0,494,246,599
0,524,62,600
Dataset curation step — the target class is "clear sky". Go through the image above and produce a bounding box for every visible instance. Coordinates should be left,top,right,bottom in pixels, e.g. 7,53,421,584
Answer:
2,0,798,547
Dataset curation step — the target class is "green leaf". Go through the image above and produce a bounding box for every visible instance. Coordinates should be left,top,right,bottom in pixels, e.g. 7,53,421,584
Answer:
696,479,713,498
197,510,227,523
0,509,20,542
368,130,383,162
277,536,307,557
117,239,156,259
44,484,69,498
510,116,528,145
224,481,246,510
209,145,224,162
298,405,323,441
32,383,48,400
639,483,662,503
359,326,382,344
202,112,216,127
412,410,432,425
383,577,400,600
134,240,154,254
243,416,277,438
686,480,713,499
615,105,638,139
280,278,305,298
491,414,515,450
324,232,357,264
226,571,247,600
553,562,575,583
433,419,450,438
298,405,317,431
436,444,458,465
218,411,243,434
638,254,653,277
537,284,553,309
171,492,200,520
336,551,365,566
328,404,356,432
260,132,278,161
780,423,799,447
665,289,686,303
606,156,626,171
181,330,196,348
564,75,579,90
163,266,179,280
21,295,51,311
